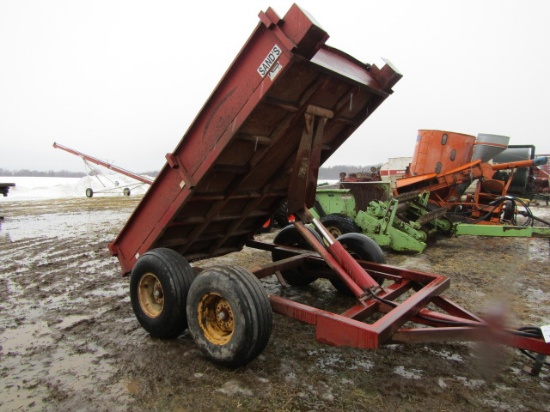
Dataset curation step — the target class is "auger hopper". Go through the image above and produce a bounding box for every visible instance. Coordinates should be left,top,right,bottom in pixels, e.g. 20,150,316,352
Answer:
109,4,549,370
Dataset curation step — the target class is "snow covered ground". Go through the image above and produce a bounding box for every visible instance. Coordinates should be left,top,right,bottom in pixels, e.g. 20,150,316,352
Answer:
1,175,338,201
0,174,151,201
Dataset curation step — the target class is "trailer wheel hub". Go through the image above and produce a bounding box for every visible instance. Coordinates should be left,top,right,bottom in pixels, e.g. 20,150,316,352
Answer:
198,293,234,345
137,272,164,318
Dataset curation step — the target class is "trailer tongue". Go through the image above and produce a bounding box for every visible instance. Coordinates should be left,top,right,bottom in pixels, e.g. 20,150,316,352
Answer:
109,4,549,370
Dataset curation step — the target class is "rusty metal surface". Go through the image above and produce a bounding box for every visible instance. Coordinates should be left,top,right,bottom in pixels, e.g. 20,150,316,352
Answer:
109,4,401,273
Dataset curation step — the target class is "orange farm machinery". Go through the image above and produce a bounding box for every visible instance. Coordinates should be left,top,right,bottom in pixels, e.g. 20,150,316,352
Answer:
393,131,550,237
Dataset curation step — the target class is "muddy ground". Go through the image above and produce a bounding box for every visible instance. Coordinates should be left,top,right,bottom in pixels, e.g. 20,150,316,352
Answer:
0,196,549,412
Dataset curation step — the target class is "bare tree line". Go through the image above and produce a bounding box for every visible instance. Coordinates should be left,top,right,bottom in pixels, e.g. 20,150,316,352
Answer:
1,166,377,179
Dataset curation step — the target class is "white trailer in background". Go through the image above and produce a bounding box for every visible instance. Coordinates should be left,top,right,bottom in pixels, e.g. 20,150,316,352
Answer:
380,157,412,188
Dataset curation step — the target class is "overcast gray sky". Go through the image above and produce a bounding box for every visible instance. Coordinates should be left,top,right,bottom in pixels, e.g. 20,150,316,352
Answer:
1,0,549,173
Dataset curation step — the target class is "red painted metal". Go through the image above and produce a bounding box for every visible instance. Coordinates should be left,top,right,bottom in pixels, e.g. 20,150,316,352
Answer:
53,142,153,185
109,4,550,362
260,256,550,356
109,4,400,273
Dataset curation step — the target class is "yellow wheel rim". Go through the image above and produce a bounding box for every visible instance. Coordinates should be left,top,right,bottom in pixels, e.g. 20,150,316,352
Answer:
138,272,164,318
198,293,234,345
326,225,342,238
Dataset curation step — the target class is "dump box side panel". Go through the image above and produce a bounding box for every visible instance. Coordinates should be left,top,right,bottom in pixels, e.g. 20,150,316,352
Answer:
109,4,401,274
109,5,328,272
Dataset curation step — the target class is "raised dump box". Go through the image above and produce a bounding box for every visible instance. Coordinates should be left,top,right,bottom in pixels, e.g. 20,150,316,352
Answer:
109,4,400,273
109,4,549,369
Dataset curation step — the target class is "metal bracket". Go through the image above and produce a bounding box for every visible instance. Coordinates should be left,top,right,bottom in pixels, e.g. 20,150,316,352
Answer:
165,153,195,190
287,105,334,214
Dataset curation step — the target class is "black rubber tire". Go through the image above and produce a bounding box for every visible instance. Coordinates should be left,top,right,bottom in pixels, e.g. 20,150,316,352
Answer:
130,248,195,339
501,199,515,222
320,214,360,238
85,188,93,198
186,265,272,367
123,187,131,196
272,225,322,286
273,200,290,228
330,232,386,295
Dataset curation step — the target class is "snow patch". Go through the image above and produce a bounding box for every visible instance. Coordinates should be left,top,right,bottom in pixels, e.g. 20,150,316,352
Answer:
456,376,485,388
393,365,422,380
428,348,464,362
482,399,514,411
349,358,374,371
0,175,150,201
215,380,253,396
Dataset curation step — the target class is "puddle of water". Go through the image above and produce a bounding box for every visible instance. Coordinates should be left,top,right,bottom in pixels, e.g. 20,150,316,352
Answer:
48,344,113,382
0,209,130,242
0,321,53,354
43,294,90,311
85,283,127,299
0,307,130,410
1,377,49,412
53,314,91,330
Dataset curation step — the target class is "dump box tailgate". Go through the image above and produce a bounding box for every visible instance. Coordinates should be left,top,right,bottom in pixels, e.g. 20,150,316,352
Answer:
109,4,401,273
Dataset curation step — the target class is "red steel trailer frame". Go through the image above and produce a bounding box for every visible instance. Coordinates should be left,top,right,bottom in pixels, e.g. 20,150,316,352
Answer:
109,4,549,368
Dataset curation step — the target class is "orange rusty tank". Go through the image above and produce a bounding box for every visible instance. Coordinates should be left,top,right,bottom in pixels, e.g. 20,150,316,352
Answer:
410,130,476,176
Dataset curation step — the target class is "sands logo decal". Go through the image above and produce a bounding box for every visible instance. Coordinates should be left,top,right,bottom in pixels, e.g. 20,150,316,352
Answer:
257,45,282,80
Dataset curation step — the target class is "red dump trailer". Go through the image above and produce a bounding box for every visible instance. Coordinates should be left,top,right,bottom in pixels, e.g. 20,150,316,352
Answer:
109,4,549,369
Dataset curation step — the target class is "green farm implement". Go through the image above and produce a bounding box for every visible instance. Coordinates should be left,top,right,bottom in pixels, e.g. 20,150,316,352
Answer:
310,184,452,253
311,182,550,254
